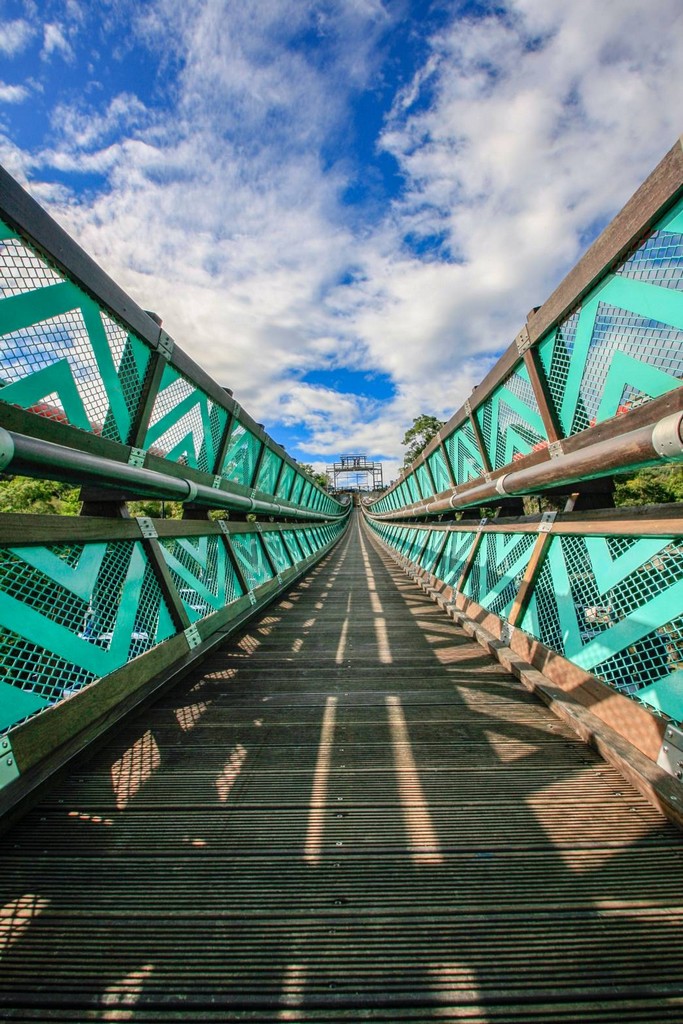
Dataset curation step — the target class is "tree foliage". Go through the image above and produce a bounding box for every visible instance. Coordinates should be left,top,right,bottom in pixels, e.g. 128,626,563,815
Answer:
613,464,683,506
299,463,330,489
401,415,445,467
0,476,81,515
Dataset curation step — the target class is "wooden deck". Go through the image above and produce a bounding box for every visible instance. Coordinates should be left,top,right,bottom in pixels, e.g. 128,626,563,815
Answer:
1,513,683,1022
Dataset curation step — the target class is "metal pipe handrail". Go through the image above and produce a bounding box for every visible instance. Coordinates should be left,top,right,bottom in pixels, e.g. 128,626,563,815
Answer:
0,428,349,522
367,410,683,522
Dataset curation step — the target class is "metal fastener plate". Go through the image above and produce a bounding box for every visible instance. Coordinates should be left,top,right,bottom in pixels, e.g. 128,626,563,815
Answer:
136,517,158,539
657,723,683,781
515,326,532,355
212,475,223,489
0,735,19,789
157,330,175,360
128,447,146,467
547,440,564,459
538,511,557,534
184,623,202,650
218,520,231,535
248,591,257,606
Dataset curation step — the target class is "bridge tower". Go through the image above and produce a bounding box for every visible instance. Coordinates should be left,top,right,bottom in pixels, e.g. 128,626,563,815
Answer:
328,454,383,491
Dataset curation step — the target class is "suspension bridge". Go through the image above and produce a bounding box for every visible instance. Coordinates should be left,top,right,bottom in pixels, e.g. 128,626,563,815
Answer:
0,139,682,1021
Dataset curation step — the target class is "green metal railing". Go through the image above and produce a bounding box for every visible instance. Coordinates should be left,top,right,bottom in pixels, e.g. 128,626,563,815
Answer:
0,164,350,806
367,140,683,519
366,508,683,724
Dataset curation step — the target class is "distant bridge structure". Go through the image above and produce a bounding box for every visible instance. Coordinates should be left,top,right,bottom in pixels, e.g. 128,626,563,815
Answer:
328,453,384,491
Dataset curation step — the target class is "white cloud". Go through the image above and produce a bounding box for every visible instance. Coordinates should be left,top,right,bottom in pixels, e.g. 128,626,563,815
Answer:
0,18,34,56
0,82,30,104
15,0,683,471
42,22,75,62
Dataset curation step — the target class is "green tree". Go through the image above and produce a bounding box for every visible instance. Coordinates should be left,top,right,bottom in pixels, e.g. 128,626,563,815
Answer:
614,464,683,507
0,476,81,515
401,415,445,467
299,463,330,489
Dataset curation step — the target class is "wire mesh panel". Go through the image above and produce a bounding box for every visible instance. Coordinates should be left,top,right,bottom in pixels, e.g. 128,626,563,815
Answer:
427,448,452,493
444,420,485,484
276,463,295,500
463,532,536,619
282,530,305,561
159,533,243,622
520,534,683,713
0,220,152,444
475,364,548,470
230,533,274,591
144,363,228,472
290,474,305,506
435,530,477,586
0,539,176,733
220,422,262,487
255,448,282,496
418,530,445,572
261,531,293,575
538,200,683,436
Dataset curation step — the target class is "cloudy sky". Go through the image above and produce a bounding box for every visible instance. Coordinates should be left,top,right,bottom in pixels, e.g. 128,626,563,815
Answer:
1,0,682,481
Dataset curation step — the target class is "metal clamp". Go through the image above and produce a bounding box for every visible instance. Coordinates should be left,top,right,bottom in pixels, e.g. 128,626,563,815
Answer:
184,623,202,650
547,440,564,459
538,510,557,534
248,591,257,606
0,735,19,789
499,620,515,646
212,475,223,489
464,399,472,417
136,516,158,539
157,330,175,360
657,723,683,781
478,517,489,532
128,447,146,468
218,519,231,536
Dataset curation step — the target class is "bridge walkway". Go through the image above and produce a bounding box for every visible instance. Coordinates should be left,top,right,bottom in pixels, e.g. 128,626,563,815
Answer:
1,514,682,1021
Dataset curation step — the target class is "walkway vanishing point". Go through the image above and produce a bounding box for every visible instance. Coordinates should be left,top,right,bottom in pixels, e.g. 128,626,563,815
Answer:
2,513,683,1023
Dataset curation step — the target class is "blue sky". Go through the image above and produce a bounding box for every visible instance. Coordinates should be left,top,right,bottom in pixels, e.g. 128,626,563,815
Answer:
1,0,682,482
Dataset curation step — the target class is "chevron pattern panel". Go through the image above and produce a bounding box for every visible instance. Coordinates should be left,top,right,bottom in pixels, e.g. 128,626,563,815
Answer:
427,447,451,494
444,419,486,484
144,363,228,472
520,534,683,703
368,517,683,722
538,196,683,435
475,363,548,471
0,539,176,732
0,220,152,444
463,531,537,619
159,534,243,622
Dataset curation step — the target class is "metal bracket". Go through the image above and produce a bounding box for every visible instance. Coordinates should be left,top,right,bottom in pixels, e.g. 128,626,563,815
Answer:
157,330,175,360
218,520,231,536
212,475,223,489
499,620,515,646
276,572,283,585
128,447,146,468
515,326,532,356
657,723,683,781
538,511,557,534
0,735,19,789
184,623,202,650
136,516,158,539
254,521,263,532
248,591,257,606
547,440,564,459
464,399,472,417
477,517,489,532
